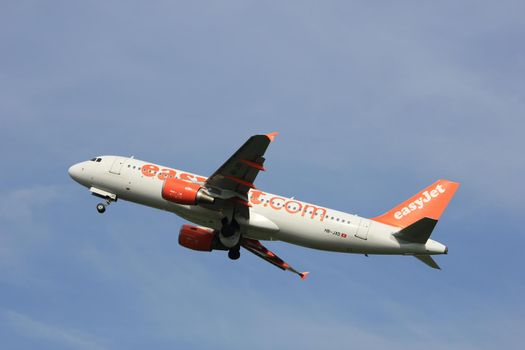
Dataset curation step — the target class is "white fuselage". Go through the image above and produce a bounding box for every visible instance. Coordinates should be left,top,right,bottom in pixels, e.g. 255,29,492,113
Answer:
68,156,447,256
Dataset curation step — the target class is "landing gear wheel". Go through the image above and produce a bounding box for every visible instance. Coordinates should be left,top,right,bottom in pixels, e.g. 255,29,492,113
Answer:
221,225,236,237
228,248,240,260
221,217,240,238
96,203,106,214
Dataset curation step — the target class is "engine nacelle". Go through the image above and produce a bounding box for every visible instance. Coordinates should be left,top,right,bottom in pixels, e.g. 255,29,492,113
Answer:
179,224,220,251
162,178,215,205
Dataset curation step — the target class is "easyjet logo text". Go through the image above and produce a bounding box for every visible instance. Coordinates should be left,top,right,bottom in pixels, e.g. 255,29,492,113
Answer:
394,184,446,220
141,164,207,183
143,164,327,222
249,190,327,222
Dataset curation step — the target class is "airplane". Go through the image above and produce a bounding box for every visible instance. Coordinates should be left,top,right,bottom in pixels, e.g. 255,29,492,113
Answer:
68,132,460,279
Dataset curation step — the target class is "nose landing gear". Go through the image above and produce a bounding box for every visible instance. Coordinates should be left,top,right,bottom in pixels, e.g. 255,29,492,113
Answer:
90,187,117,214
96,203,106,213
96,198,114,214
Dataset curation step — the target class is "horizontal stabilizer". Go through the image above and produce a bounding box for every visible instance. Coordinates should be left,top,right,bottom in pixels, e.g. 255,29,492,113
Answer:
415,255,441,269
394,217,437,244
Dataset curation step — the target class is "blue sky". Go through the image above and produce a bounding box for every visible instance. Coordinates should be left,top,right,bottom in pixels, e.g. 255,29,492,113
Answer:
1,1,524,349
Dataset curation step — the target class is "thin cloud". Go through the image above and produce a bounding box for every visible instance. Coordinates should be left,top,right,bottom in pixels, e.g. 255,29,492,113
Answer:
5,311,107,350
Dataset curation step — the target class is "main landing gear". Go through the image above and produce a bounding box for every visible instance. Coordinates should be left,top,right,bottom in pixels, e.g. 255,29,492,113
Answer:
220,217,241,260
228,246,241,260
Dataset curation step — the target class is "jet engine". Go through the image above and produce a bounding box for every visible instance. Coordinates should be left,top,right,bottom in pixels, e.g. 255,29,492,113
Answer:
179,224,227,252
179,225,215,251
162,178,215,205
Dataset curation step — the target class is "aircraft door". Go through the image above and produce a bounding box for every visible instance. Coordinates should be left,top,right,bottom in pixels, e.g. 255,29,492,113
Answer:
355,219,370,240
109,157,126,175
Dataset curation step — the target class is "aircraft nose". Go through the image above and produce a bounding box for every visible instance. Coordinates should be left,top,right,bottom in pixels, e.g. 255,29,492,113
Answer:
68,163,84,183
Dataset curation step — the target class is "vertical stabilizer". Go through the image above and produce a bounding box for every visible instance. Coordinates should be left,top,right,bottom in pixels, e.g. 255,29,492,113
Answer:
372,179,460,228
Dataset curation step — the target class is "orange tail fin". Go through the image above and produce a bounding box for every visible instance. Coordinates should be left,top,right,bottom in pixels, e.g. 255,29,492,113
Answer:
372,179,460,228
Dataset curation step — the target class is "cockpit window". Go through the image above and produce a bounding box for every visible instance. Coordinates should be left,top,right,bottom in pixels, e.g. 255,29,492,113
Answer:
90,158,97,161
96,158,102,162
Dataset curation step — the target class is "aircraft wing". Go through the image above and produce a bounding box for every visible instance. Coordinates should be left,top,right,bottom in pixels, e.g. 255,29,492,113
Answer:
205,132,278,219
242,238,309,280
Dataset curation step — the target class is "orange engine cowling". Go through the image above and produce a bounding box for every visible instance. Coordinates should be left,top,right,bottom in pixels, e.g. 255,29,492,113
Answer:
179,224,216,251
162,178,215,205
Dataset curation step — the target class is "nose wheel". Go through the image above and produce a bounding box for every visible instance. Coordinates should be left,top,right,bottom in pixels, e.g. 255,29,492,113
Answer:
96,198,114,214
96,203,106,213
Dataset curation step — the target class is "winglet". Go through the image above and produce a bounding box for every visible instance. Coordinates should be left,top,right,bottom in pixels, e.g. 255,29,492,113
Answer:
299,272,310,280
266,132,279,142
